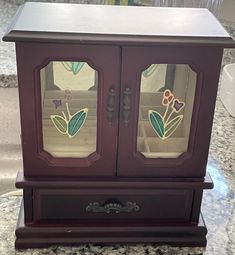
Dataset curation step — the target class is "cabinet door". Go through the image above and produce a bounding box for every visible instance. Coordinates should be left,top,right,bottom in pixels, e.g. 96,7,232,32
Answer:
118,46,223,178
16,43,120,177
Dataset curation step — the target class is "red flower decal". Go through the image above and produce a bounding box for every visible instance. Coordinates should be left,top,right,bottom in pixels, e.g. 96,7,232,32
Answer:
162,89,174,105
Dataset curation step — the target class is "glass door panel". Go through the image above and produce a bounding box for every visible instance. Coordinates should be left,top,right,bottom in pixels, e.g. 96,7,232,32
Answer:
40,61,98,158
137,64,196,158
17,43,120,177
117,46,211,178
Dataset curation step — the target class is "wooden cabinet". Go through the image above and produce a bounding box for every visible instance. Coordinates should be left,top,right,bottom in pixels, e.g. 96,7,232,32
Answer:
3,2,235,249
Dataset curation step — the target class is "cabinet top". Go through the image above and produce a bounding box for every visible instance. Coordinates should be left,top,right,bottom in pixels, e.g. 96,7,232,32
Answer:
3,2,235,47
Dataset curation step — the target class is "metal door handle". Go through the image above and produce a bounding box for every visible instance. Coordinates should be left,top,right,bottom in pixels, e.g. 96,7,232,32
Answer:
86,199,140,214
122,87,131,126
106,87,115,125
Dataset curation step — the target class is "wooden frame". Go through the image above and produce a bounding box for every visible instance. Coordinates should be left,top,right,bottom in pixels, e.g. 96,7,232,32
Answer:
15,171,213,248
117,46,223,178
16,42,120,177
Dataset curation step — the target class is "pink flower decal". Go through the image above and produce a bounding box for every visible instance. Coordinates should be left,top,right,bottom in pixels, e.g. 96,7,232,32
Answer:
162,89,174,105
148,89,185,139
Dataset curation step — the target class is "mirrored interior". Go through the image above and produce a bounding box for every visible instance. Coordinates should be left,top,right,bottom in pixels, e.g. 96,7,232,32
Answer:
137,64,197,158
40,61,98,158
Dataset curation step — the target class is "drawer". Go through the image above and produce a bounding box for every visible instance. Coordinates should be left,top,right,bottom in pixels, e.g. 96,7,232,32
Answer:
33,188,193,224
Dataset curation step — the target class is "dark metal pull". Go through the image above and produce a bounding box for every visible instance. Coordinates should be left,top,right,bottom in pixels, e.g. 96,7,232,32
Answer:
86,199,140,214
122,87,131,126
106,88,115,125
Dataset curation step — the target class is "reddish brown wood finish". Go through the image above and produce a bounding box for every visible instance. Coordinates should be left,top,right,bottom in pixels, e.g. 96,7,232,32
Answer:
33,189,193,223
16,42,223,179
118,46,223,178
14,169,212,248
15,171,213,234
15,201,208,249
3,3,235,48
16,42,120,178
15,168,213,248
23,189,33,224
5,3,232,249
15,171,214,189
5,31,235,48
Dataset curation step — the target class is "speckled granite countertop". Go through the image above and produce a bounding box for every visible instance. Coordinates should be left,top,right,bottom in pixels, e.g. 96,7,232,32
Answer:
0,1,235,254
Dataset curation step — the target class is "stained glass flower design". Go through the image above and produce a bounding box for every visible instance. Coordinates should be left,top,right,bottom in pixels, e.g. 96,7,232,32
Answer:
148,89,185,139
52,99,62,109
142,64,158,78
51,90,88,138
62,62,85,75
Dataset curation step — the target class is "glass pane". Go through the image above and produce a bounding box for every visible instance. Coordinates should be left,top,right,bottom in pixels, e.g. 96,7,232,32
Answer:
40,61,98,158
137,64,196,158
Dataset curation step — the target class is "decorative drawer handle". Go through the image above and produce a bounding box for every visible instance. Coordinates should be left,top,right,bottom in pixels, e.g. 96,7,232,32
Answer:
86,199,140,214
106,87,115,125
122,87,131,126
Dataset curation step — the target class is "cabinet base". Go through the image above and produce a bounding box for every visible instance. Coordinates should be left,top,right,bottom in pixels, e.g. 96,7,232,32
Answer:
15,200,207,249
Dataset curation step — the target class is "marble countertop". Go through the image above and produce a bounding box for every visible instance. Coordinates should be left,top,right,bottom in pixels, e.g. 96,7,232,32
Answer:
0,0,235,254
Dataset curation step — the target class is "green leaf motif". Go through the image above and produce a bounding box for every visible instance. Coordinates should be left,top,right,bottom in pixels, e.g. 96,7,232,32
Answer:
51,115,67,134
62,62,72,71
62,62,85,75
68,108,88,138
71,62,85,75
165,115,183,138
148,110,165,138
142,64,158,78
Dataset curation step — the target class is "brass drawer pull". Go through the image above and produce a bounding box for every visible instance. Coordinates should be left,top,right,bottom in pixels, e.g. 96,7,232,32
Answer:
86,199,140,214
